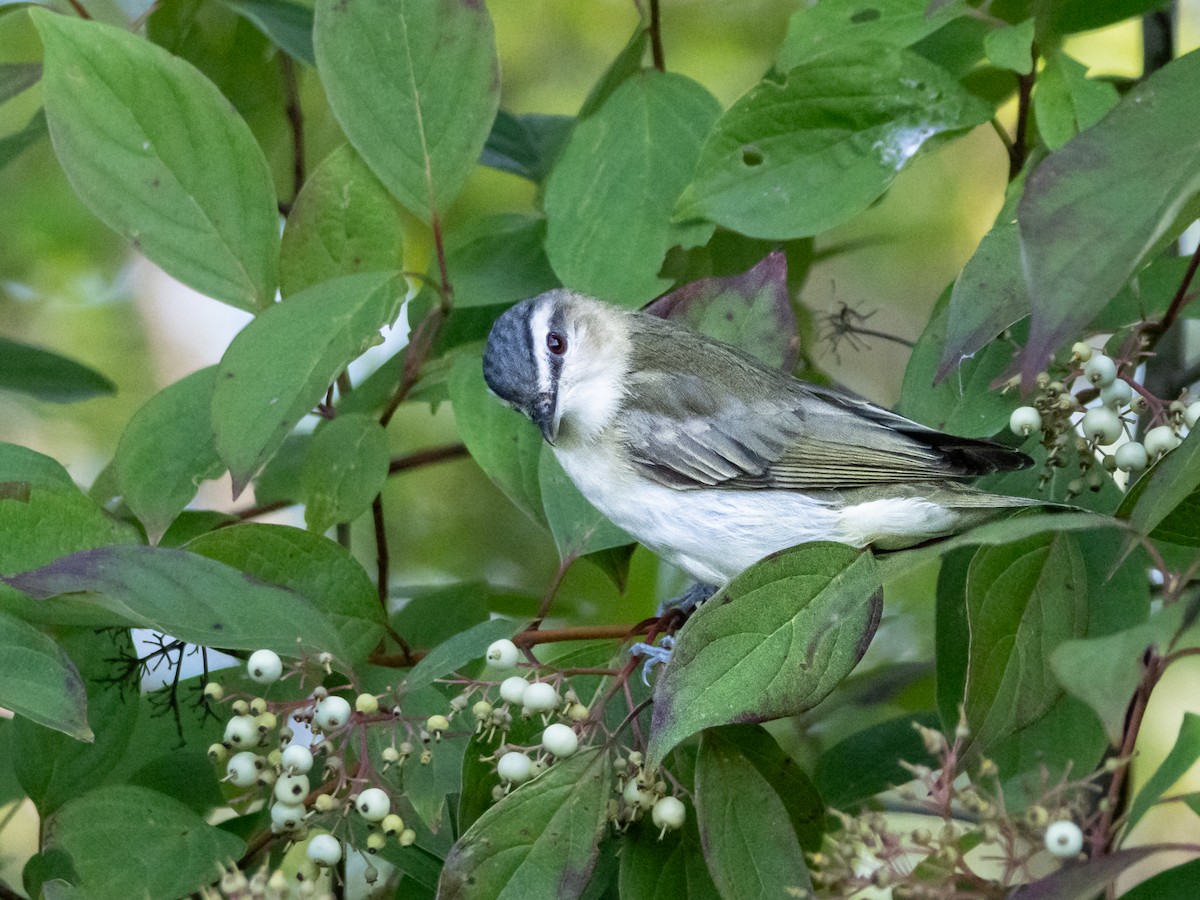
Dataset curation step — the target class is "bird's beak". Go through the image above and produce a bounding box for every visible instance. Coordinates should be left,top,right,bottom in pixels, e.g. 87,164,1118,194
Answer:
531,392,559,445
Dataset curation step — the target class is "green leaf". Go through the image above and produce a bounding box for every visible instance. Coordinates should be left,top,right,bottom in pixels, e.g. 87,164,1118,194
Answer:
390,582,490,649
1019,48,1200,380
445,213,559,309
1009,846,1182,900
984,19,1034,74
279,143,404,298
934,170,1029,382
694,729,813,900
439,748,612,900
401,617,528,695
619,813,721,900
648,543,882,768
1121,857,1200,899
14,631,139,816
449,352,546,528
43,785,244,900
301,412,390,533
815,712,940,809
1125,712,1200,835
776,0,968,69
0,611,89,741
314,0,499,220
0,337,115,404
223,0,314,65
963,533,1087,754
0,442,75,490
1034,0,1173,40
32,11,279,311
251,433,310,506
1033,51,1119,151
711,724,825,852
480,111,573,183
1052,603,1184,746
545,71,720,307
115,366,224,543
1123,429,1200,544
185,523,384,663
901,284,1018,437
212,271,405,495
578,27,651,120
643,252,799,371
0,61,40,102
934,546,975,729
3,545,349,665
539,452,632,563
676,47,991,240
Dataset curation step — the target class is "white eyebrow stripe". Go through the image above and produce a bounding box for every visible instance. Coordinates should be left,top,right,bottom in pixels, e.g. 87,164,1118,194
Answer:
528,300,555,397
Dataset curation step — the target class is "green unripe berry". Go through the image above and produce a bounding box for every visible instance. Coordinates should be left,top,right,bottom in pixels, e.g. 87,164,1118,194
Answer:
381,814,405,836
1070,341,1093,363
426,714,450,736
202,682,224,702
366,832,386,853
355,693,379,715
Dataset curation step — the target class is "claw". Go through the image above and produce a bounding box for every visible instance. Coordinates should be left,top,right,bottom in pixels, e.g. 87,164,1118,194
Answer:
654,583,717,618
630,636,675,685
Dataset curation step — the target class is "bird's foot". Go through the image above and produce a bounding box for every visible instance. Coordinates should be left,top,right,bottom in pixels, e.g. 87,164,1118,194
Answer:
654,582,717,618
630,636,676,686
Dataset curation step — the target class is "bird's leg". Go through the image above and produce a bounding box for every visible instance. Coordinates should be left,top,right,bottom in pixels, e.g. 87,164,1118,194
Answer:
631,582,718,684
655,581,717,617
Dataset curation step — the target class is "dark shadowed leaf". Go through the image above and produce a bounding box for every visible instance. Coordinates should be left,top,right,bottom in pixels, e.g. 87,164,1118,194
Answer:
1122,430,1200,544
439,748,612,900
648,543,882,767
314,0,499,220
279,143,405,297
116,367,224,544
676,46,991,240
212,271,404,495
0,611,89,741
694,729,813,900
0,61,40,102
3,545,349,665
545,71,721,307
619,813,721,900
644,252,798,370
185,523,385,663
1035,0,1173,39
1018,48,1200,382
32,11,279,311
480,111,573,183
776,0,968,69
446,213,560,309
301,412,390,533
0,338,115,404
223,0,314,64
1121,857,1200,898
815,712,940,809
43,785,244,900
963,533,1087,755
0,108,47,172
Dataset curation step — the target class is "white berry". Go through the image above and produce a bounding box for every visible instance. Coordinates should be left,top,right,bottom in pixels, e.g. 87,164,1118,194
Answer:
1080,407,1122,445
540,723,579,758
1099,379,1132,409
485,638,520,670
497,751,533,785
652,796,686,830
1009,406,1042,438
1144,425,1181,459
275,773,310,804
356,787,391,822
523,682,559,712
498,676,528,705
1083,354,1117,387
1044,820,1083,857
281,745,314,775
1114,442,1149,473
225,751,262,787
247,649,283,684
224,715,258,748
306,833,342,867
623,779,654,810
314,695,351,731
1186,401,1200,429
270,800,306,832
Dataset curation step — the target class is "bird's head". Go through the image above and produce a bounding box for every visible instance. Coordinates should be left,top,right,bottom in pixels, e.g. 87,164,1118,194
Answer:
483,290,631,446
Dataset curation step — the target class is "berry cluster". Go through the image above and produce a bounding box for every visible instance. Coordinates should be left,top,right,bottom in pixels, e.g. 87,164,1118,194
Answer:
1008,345,1194,494
808,720,1112,898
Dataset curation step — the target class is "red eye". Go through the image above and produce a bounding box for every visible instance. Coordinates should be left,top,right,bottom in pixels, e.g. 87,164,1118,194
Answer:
546,332,567,355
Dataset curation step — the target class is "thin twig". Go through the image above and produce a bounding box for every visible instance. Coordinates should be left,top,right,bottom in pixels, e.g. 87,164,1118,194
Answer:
1010,66,1035,180
532,556,576,627
65,0,91,18
371,494,389,610
279,54,305,204
388,443,468,474
514,623,654,647
648,0,665,71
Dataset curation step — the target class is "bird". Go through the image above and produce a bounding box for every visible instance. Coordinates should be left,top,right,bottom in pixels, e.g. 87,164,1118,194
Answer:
482,289,1036,589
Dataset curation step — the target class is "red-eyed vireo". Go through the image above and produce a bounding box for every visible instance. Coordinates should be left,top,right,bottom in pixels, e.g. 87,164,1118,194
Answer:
482,290,1035,587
